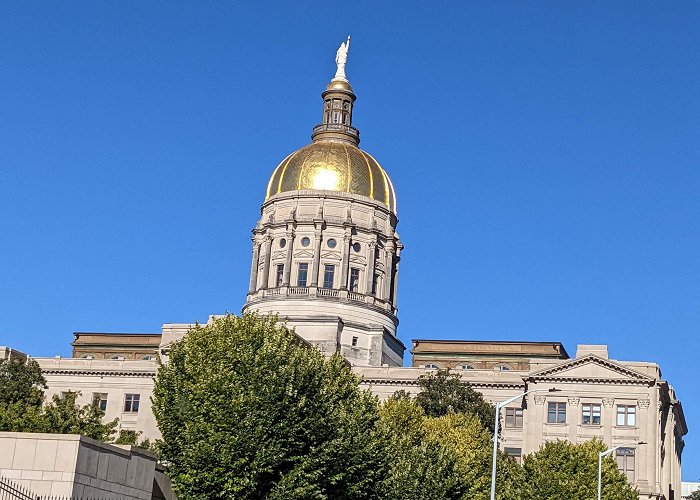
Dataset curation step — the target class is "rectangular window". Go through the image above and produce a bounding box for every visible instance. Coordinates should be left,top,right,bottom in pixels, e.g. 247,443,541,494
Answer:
351,336,358,347
297,263,308,287
547,402,566,424
582,403,601,425
505,408,523,428
504,447,522,465
616,405,636,427
349,268,360,292
93,393,108,412
616,448,635,483
124,394,140,413
275,264,284,287
323,264,335,289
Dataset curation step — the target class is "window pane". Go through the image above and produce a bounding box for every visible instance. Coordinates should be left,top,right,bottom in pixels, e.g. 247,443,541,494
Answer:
276,264,284,287
628,408,636,426
350,268,360,292
297,263,308,287
323,265,335,289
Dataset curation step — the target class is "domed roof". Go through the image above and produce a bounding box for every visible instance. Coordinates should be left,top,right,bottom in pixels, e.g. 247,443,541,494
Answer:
265,141,397,212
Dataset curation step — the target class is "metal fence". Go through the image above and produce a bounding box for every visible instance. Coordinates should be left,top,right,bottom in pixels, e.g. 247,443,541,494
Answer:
0,476,111,500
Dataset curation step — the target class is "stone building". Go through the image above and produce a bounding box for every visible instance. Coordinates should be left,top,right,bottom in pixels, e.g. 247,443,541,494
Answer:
9,42,687,500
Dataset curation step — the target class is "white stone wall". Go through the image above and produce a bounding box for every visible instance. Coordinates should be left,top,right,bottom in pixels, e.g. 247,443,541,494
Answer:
36,358,160,440
0,432,159,499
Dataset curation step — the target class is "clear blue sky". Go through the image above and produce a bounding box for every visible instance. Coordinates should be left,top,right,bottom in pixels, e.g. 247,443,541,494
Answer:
1,1,698,480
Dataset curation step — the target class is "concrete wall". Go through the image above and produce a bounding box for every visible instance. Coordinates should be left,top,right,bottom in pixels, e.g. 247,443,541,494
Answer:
0,432,160,499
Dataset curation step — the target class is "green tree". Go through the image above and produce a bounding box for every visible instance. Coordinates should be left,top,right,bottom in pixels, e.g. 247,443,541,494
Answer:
688,489,700,500
0,358,46,406
39,392,118,441
521,439,638,500
378,398,463,500
0,359,117,442
153,313,387,500
414,369,496,435
423,411,524,500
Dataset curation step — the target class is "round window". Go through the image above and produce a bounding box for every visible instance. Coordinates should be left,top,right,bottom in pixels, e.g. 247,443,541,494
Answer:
301,237,311,247
327,238,337,249
279,238,286,248
352,242,361,253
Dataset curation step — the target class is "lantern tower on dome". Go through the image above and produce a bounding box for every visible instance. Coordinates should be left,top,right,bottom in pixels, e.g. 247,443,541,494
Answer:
242,38,405,366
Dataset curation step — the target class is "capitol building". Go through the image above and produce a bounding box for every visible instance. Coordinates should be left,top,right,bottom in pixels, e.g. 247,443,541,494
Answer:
2,43,687,500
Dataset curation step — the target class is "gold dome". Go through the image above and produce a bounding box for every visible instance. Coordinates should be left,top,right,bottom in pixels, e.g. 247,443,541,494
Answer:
266,141,397,212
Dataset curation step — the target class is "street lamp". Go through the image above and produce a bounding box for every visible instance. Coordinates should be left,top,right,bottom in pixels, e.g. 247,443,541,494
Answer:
597,441,645,500
489,387,559,500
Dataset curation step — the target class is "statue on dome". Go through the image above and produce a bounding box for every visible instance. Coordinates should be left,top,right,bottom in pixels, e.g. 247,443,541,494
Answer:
334,36,350,80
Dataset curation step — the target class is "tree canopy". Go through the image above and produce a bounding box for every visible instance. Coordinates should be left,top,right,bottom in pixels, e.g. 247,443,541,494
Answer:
0,358,117,441
153,314,387,500
414,369,496,436
151,314,640,500
521,439,638,500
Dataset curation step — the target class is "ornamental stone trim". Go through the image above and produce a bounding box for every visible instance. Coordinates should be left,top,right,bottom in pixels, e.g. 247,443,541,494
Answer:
638,399,651,409
568,397,580,406
534,395,547,405
602,398,615,407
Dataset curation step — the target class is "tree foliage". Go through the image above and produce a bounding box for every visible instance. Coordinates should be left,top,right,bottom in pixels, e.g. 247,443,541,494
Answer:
0,358,117,441
378,398,464,500
688,490,700,500
423,411,523,500
521,439,638,500
0,358,46,406
414,369,496,435
153,314,387,500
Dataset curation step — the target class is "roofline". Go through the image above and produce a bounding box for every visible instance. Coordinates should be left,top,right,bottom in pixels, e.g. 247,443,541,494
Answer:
411,339,569,358
73,332,161,337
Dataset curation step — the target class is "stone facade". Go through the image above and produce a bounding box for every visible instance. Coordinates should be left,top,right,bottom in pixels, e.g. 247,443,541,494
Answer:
0,432,173,499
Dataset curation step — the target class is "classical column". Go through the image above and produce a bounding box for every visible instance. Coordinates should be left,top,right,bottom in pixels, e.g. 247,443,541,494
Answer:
637,399,651,491
248,239,261,293
383,242,395,300
340,229,352,289
260,235,272,290
391,255,400,305
366,241,377,295
310,231,323,287
568,397,580,443
602,397,615,445
282,230,295,286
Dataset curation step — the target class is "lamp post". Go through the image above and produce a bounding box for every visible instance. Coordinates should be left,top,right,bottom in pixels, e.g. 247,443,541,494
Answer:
597,441,645,500
489,387,559,500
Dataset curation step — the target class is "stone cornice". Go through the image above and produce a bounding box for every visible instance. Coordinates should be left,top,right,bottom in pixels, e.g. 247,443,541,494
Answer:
41,368,156,378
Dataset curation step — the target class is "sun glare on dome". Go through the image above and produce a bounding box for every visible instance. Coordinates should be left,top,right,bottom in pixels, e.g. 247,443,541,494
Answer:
311,168,340,190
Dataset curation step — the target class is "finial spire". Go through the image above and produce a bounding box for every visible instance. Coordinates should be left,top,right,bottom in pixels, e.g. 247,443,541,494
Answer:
333,35,351,81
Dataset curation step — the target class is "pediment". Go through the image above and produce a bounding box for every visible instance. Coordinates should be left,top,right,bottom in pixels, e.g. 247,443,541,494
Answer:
528,355,654,384
294,250,315,259
272,251,286,260
349,255,367,265
320,251,341,261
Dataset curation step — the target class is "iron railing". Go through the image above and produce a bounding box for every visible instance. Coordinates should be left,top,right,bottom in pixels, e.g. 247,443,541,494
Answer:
0,475,111,500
